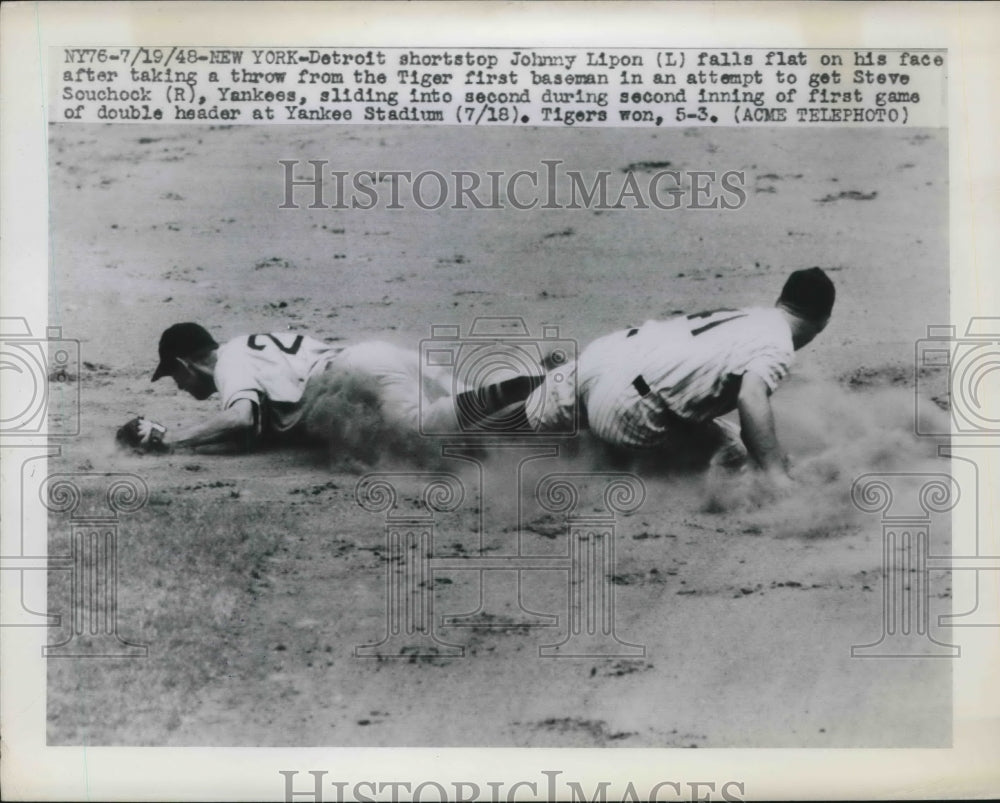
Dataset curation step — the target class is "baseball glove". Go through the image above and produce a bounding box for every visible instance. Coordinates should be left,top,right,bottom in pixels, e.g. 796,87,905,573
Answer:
116,416,170,454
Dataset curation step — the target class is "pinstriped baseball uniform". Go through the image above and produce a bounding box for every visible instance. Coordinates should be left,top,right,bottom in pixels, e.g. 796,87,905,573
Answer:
526,307,794,447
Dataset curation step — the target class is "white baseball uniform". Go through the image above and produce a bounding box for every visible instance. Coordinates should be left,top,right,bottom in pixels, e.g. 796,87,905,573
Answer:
214,333,459,436
526,307,794,447
319,340,460,431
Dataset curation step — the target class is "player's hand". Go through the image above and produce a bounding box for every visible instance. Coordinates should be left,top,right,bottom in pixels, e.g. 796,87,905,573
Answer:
116,416,170,454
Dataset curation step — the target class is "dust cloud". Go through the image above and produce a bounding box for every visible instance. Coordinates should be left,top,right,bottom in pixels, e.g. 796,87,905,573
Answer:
699,382,949,537
300,366,950,540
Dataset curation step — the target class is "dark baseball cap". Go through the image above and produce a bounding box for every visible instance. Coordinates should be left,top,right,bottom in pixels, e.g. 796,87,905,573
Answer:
778,267,835,322
152,323,219,381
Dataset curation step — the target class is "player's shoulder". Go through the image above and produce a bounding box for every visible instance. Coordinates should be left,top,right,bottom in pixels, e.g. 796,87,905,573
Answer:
740,306,785,323
737,307,794,351
217,334,250,353
742,306,791,329
640,316,685,334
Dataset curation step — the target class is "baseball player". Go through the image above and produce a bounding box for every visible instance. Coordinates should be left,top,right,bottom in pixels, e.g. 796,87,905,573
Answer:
468,267,836,489
117,323,529,454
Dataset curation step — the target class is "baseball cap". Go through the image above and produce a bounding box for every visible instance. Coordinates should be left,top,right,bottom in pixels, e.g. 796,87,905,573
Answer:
152,323,219,381
778,267,835,322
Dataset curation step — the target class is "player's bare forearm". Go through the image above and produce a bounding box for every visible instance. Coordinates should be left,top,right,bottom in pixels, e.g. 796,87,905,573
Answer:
736,373,789,480
163,399,257,451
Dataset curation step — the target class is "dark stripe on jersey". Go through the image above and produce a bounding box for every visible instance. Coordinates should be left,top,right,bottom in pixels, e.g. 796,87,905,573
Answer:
632,375,652,397
690,313,748,337
250,392,267,435
685,372,745,418
687,308,737,320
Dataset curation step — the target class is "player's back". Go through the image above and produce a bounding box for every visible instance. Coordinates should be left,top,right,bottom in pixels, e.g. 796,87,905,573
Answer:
581,307,793,421
214,332,343,417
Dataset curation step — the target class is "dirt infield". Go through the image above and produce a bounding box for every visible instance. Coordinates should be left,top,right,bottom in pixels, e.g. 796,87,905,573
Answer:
47,124,951,747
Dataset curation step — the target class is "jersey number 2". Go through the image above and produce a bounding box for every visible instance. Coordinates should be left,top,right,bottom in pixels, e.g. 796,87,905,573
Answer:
247,334,303,354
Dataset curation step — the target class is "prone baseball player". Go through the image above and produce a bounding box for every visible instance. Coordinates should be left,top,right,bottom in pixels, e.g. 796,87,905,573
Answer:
117,324,532,456
464,267,836,491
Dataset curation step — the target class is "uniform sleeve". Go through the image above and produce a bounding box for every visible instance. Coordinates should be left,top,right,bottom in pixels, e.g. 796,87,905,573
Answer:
743,351,789,393
214,349,264,410
737,311,793,393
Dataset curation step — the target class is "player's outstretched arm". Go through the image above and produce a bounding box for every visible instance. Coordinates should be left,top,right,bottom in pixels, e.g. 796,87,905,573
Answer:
162,398,259,452
736,373,792,489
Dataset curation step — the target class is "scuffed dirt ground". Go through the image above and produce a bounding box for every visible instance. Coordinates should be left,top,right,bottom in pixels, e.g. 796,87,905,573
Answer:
46,124,952,747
